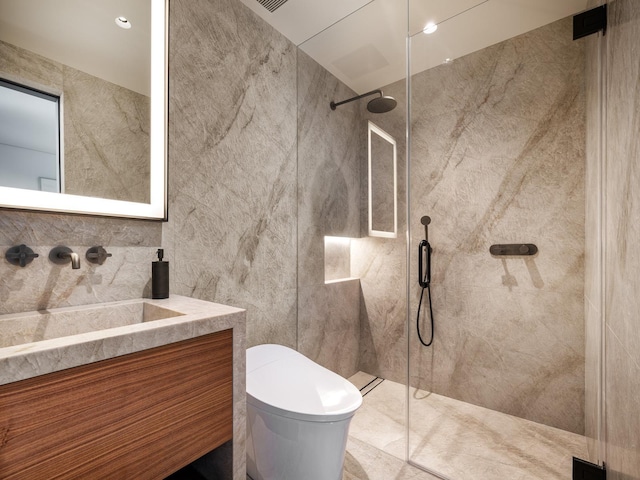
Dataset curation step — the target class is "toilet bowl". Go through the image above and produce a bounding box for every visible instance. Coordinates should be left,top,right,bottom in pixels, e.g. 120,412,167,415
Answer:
246,344,362,480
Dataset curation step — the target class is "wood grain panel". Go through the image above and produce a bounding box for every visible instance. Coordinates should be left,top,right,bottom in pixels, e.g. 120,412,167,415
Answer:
0,329,233,479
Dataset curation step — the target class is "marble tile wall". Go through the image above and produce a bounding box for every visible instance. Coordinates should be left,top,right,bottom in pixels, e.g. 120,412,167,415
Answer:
296,50,362,378
602,0,640,477
360,18,586,434
0,40,150,204
352,82,408,384
0,210,161,315
165,0,298,350
413,17,585,434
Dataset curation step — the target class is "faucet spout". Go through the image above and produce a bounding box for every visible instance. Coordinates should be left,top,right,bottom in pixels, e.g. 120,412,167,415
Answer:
49,246,81,269
66,252,81,269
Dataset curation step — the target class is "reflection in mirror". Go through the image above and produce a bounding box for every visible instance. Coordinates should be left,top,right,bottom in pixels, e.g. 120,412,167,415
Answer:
0,0,167,219
368,121,397,238
0,79,61,192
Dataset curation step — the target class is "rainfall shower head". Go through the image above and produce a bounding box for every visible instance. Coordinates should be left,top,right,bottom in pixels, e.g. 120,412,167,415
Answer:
330,89,397,114
367,95,397,113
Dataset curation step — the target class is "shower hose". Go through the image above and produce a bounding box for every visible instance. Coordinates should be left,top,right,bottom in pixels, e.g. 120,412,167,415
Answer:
416,261,434,347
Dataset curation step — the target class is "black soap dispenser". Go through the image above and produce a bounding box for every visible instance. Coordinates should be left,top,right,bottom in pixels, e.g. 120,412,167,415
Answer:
152,248,169,299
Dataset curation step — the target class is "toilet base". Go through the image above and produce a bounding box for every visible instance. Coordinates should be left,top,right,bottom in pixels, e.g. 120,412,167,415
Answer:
247,405,353,480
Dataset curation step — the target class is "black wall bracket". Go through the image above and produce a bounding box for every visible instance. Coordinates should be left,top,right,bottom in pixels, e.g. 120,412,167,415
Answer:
489,244,538,256
573,457,606,480
574,4,607,40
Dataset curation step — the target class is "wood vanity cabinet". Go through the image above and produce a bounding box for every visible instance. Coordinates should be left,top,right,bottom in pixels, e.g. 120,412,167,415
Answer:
0,329,233,479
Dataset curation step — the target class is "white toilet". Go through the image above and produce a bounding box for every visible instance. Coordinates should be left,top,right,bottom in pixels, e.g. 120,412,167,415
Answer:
246,344,362,480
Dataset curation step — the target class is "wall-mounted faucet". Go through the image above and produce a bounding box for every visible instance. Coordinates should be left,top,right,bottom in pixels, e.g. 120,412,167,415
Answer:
5,244,39,267
86,246,112,265
49,246,81,269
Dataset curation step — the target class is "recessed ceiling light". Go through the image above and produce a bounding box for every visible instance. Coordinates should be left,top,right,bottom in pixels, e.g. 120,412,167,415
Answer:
115,16,132,29
423,22,438,35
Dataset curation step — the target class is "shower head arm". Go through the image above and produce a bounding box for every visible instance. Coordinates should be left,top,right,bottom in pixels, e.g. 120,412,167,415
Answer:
330,89,382,110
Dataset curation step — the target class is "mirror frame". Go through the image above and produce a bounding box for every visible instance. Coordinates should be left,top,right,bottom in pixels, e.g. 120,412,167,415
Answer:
368,121,397,238
0,0,168,220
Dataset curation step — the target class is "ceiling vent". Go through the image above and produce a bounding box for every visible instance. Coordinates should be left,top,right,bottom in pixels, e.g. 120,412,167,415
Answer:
256,0,288,13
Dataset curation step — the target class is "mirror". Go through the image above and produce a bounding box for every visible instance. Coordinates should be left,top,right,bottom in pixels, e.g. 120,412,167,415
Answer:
368,121,397,238
0,0,167,219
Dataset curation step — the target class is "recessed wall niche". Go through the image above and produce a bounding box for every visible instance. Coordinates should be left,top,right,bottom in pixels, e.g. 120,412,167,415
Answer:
324,236,355,283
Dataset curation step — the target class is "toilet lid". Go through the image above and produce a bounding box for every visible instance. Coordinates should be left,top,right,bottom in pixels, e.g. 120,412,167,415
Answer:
246,344,362,422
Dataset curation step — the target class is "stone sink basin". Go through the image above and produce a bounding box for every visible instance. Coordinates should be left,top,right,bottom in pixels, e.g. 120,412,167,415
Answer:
0,300,184,348
0,295,245,385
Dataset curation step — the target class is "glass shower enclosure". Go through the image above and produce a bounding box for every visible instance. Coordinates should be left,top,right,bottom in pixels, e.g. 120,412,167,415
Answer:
294,0,606,478
407,1,605,478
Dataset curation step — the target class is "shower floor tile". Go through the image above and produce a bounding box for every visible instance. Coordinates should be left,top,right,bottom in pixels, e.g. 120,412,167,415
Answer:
347,373,588,480
344,436,441,480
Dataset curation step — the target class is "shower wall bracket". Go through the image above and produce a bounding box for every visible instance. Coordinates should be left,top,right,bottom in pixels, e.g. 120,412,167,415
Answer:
489,244,538,256
572,457,606,480
573,4,607,40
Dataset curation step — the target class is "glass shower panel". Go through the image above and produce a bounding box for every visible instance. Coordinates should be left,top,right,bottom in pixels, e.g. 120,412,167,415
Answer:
407,0,599,478
295,0,409,470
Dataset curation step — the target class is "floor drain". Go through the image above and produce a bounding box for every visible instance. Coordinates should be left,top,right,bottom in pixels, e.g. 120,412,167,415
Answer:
360,377,384,397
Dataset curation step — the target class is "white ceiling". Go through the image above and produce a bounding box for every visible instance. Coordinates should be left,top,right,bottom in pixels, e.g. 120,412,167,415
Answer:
0,0,150,96
240,0,590,94
0,0,591,97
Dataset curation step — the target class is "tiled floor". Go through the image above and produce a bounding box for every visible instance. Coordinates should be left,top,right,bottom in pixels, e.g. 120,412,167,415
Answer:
345,373,588,480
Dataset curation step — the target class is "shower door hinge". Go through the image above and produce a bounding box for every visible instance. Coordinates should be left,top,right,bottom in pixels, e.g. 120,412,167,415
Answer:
573,4,607,40
573,457,606,480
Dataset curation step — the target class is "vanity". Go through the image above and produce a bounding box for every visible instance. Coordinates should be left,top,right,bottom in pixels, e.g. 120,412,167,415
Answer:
0,1,246,477
0,295,246,479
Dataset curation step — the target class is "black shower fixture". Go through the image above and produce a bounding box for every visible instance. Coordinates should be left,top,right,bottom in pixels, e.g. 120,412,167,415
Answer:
330,89,397,113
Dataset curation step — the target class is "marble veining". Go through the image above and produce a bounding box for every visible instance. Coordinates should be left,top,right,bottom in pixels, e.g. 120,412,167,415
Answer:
352,77,407,386
166,0,298,352
295,49,362,376
411,17,585,433
297,279,360,379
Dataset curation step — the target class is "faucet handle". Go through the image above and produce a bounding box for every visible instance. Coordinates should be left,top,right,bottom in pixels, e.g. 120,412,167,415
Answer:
86,246,112,265
5,244,39,267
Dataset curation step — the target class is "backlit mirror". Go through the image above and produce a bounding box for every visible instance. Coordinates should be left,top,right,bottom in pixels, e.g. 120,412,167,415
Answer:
0,0,167,219
368,121,397,238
